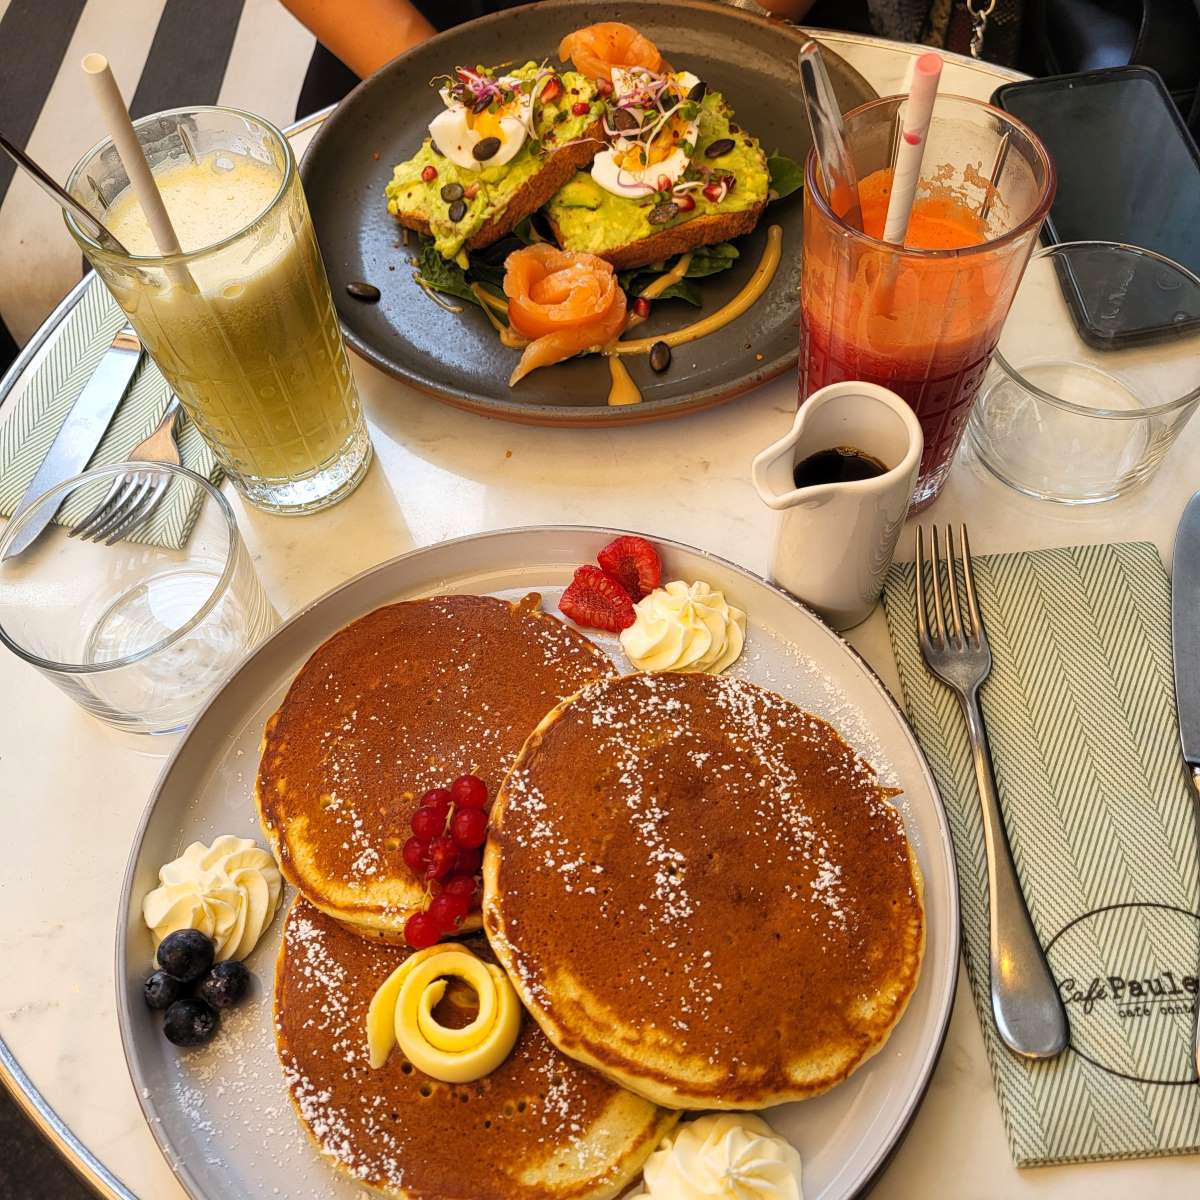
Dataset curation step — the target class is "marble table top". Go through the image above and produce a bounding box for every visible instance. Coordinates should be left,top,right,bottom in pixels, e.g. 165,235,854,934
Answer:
0,26,1197,1200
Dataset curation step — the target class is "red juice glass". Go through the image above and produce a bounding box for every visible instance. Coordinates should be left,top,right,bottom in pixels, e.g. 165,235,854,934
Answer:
800,95,1055,510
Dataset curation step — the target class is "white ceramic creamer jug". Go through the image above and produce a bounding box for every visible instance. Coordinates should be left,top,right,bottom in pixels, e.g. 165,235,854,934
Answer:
751,381,923,630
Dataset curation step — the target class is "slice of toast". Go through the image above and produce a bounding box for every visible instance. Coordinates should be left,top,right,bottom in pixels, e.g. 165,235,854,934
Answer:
546,200,767,271
390,121,603,254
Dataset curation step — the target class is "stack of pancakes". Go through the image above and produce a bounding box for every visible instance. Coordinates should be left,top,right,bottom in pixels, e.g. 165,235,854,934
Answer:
259,593,925,1196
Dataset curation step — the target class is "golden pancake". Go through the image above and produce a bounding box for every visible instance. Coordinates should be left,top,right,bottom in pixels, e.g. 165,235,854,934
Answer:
274,898,677,1199
256,594,614,939
484,672,924,1110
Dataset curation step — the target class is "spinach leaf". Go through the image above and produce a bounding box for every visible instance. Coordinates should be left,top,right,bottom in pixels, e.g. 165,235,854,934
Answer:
768,152,805,200
618,242,739,307
413,239,480,307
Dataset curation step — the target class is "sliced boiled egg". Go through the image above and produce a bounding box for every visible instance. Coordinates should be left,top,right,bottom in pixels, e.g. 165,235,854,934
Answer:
591,69,702,200
428,80,530,172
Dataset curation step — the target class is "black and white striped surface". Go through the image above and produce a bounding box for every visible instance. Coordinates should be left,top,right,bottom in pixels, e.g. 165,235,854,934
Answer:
0,0,318,349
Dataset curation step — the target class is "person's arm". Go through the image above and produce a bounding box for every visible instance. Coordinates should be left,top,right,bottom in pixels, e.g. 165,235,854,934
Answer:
280,0,436,78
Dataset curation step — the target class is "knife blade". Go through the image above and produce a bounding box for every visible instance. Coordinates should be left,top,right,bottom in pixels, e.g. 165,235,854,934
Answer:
1170,489,1200,1077
2,325,142,560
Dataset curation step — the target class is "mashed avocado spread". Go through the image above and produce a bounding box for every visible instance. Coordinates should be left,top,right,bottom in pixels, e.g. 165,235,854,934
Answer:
545,92,768,256
386,63,601,260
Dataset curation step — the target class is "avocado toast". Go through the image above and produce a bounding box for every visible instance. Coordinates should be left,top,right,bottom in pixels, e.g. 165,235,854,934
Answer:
386,62,605,260
544,69,769,270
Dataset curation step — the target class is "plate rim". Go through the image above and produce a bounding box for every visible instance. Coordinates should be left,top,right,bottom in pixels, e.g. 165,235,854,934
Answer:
115,524,960,1200
298,0,876,426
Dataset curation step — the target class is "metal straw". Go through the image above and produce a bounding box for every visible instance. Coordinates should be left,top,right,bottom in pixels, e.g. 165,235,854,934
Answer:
797,41,863,231
0,129,130,255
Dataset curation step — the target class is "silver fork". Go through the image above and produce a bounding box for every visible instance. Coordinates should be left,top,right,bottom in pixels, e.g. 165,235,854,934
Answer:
69,397,182,545
915,524,1069,1060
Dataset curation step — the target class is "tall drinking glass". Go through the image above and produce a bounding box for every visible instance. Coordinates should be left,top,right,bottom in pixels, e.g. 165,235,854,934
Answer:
65,107,371,515
800,95,1055,510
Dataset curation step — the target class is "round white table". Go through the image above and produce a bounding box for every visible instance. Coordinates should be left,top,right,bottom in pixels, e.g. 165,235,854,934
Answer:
1,28,1197,1200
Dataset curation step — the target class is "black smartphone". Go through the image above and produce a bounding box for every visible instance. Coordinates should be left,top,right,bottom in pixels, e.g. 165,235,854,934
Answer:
992,67,1200,348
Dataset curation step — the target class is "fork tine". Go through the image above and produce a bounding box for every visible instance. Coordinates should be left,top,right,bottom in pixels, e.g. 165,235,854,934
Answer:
929,525,946,645
67,476,125,540
86,473,152,543
915,526,929,647
104,475,167,545
944,524,965,644
960,524,985,644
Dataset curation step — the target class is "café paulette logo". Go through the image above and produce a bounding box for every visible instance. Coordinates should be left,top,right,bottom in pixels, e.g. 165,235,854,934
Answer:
1046,901,1200,1084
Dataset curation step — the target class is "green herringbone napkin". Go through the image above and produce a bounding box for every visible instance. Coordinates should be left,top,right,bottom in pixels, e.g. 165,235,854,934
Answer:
0,275,222,549
883,542,1200,1167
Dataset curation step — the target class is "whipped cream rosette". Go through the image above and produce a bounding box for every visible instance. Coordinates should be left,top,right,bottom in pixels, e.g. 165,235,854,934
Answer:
143,834,282,962
632,1113,803,1199
620,579,746,674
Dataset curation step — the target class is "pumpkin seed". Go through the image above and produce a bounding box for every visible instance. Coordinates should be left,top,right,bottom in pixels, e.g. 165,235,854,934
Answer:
705,137,736,159
612,108,640,133
472,136,502,161
649,341,671,373
440,182,464,202
448,199,468,222
687,80,707,102
647,202,679,225
346,281,381,302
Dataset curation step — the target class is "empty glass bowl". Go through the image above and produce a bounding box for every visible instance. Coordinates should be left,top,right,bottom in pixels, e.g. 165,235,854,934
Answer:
968,242,1200,503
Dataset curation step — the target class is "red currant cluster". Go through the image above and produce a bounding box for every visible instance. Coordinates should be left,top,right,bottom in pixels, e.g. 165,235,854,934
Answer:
402,774,490,949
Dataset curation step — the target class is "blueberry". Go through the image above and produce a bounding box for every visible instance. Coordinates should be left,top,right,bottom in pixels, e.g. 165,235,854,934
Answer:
195,960,251,1010
163,998,219,1047
144,970,187,1011
156,929,215,983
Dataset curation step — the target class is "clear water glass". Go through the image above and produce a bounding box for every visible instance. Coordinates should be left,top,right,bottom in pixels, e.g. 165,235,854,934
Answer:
968,242,1200,503
0,463,277,734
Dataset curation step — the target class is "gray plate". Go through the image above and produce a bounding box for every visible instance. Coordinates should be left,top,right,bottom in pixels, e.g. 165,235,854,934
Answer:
117,527,957,1200
300,0,875,426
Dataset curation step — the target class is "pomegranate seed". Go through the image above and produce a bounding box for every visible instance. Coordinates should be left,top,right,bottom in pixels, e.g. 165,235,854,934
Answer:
702,182,725,203
676,192,696,213
442,874,478,898
541,77,562,103
425,835,458,880
420,164,437,183
451,806,488,848
429,891,471,933
450,774,488,809
633,296,651,319
405,911,441,949
402,836,429,872
464,182,480,200
455,845,484,876
421,787,453,813
657,174,673,193
571,101,590,116
411,805,445,840
597,78,614,97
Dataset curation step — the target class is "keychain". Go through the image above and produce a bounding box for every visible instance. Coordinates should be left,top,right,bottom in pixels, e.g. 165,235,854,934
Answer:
965,0,997,57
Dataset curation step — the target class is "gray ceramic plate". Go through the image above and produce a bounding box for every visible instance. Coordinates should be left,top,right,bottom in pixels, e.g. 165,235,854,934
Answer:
116,527,957,1200
300,0,874,426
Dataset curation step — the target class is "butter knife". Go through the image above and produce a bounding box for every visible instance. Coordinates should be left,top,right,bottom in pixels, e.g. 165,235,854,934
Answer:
2,325,142,560
1170,489,1200,1078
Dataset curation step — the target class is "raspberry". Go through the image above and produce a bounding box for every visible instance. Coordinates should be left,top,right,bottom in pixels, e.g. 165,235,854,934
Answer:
420,164,438,182
597,536,661,603
429,892,471,933
560,565,636,632
449,774,488,809
405,911,441,949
